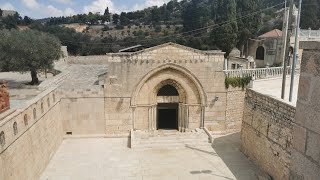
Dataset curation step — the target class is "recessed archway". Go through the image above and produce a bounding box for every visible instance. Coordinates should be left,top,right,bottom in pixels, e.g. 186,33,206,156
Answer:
131,64,207,131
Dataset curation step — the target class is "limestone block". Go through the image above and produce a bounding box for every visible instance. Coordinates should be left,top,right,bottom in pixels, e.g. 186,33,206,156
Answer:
300,51,320,76
292,125,307,154
310,79,320,112
290,149,320,180
297,75,311,102
306,131,320,163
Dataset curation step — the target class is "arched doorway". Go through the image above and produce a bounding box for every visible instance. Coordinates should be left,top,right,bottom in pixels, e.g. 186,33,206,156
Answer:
131,64,207,132
157,85,179,130
256,46,265,60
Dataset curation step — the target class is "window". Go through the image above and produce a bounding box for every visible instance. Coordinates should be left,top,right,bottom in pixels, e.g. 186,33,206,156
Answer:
157,85,179,96
0,131,5,147
231,64,236,69
24,114,28,126
256,46,265,60
13,122,18,135
41,102,44,113
33,108,37,120
47,98,50,108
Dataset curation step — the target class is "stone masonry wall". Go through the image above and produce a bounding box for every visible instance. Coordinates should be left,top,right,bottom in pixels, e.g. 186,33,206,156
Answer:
0,88,63,180
289,41,320,180
59,89,105,135
226,89,246,132
0,81,10,113
241,89,296,180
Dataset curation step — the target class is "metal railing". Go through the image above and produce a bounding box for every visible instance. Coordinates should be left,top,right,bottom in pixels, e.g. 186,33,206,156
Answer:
223,67,292,79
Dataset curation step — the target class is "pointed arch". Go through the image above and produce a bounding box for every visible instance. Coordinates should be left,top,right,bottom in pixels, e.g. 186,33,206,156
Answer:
131,64,207,106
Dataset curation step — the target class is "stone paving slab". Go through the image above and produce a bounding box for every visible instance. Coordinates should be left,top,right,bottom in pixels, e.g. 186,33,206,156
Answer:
252,75,299,107
41,133,260,180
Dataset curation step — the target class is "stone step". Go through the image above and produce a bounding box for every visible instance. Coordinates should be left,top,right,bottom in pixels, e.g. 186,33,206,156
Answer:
135,136,208,140
134,141,210,146
132,130,211,149
134,143,212,149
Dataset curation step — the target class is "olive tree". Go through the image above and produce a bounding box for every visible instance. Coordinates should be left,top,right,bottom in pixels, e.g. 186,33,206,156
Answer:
0,29,62,84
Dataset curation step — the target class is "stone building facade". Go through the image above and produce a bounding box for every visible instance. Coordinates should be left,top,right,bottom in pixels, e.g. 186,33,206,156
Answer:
65,42,245,134
289,41,320,180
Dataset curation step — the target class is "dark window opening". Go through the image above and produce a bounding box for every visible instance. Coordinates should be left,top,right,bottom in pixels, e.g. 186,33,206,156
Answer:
256,46,265,60
157,85,179,96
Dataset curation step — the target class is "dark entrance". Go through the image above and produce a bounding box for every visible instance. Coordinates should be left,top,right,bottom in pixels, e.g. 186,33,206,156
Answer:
157,103,178,130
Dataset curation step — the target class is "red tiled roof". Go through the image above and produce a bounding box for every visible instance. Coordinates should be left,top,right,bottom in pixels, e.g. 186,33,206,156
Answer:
259,29,283,38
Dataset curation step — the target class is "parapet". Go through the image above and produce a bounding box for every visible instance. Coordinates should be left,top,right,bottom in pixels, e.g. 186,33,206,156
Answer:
0,81,10,114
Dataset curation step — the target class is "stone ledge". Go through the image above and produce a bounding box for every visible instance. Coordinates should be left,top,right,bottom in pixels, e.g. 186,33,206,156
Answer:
299,41,320,50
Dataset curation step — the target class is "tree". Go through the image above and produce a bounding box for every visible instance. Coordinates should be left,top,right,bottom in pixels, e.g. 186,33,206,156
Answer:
211,0,238,55
104,7,110,16
23,16,32,25
0,9,3,17
0,29,62,84
236,0,261,55
120,12,130,26
300,0,320,29
112,14,120,24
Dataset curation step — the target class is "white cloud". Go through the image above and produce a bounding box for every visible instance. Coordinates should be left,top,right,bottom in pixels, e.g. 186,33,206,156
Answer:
131,0,177,12
144,0,168,7
46,5,64,17
45,5,76,17
84,0,118,14
22,0,40,9
0,2,15,10
53,0,73,4
64,7,76,16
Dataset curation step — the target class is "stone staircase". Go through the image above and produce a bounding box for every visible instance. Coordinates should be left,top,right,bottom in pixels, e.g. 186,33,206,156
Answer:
131,129,212,149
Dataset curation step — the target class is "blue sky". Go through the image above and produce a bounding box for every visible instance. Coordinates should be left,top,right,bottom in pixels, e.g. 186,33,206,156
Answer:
0,0,170,19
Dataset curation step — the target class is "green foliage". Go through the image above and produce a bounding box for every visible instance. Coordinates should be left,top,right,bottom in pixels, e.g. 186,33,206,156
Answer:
112,14,120,24
211,0,238,55
225,76,252,89
300,0,320,29
155,25,162,32
182,0,210,31
0,29,62,84
102,25,110,31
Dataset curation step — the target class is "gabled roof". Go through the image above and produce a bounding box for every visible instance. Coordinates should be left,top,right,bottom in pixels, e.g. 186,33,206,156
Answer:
109,42,225,56
259,29,283,38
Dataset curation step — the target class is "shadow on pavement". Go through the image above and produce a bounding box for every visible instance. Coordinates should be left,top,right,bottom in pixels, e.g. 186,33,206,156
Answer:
212,132,259,180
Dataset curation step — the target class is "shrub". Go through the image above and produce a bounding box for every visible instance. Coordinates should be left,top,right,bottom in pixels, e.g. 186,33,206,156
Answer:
225,76,252,89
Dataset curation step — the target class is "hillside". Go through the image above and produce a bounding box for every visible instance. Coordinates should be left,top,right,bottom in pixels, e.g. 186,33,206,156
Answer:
2,0,319,56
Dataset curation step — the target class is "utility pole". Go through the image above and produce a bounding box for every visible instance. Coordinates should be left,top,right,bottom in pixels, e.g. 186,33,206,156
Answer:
282,0,289,65
289,0,302,102
281,0,294,99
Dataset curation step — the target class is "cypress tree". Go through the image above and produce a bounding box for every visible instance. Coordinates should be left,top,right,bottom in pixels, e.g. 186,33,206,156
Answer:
211,0,238,55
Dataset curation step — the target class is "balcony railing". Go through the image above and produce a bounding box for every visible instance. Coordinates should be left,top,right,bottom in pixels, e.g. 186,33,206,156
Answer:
223,67,293,79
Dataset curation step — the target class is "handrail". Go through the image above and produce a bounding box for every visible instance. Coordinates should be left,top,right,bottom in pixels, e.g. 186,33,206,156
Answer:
223,66,294,79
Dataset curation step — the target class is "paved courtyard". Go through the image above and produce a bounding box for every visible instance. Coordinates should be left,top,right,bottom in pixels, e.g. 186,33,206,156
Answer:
41,133,260,180
252,75,299,106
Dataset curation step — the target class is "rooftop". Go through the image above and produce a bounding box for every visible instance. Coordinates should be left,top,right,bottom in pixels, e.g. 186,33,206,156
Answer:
259,29,283,38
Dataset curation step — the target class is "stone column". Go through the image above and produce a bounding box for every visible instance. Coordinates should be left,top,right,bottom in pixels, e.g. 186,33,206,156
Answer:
200,106,205,128
152,105,157,130
289,41,320,180
180,104,186,132
185,105,189,131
